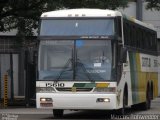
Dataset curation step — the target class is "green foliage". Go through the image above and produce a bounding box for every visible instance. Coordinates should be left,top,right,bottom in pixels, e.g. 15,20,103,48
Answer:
146,0,160,10
0,0,129,39
0,0,47,34
47,0,128,10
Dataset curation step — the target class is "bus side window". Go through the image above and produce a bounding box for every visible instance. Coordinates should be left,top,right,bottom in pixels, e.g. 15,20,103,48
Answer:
133,25,136,48
142,30,145,49
130,24,133,46
118,18,122,37
123,22,127,45
153,33,157,51
116,17,122,38
136,28,140,48
128,24,131,46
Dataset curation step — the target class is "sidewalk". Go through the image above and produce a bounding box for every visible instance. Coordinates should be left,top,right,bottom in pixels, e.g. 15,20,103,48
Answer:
0,107,53,114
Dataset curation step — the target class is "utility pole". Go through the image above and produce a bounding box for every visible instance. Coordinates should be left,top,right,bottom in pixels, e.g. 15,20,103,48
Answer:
136,0,143,20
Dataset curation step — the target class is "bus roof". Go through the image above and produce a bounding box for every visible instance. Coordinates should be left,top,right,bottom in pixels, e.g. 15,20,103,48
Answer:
41,8,122,18
41,8,156,31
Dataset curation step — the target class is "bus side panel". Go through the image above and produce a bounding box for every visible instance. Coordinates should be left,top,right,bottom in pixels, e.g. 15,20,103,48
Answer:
129,52,158,105
117,51,133,108
140,54,158,99
136,53,146,103
129,52,142,104
150,73,158,98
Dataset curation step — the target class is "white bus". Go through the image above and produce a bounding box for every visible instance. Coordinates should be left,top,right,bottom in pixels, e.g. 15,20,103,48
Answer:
36,9,158,117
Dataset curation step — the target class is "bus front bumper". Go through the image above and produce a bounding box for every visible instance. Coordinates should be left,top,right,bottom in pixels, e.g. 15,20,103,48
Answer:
36,93,117,110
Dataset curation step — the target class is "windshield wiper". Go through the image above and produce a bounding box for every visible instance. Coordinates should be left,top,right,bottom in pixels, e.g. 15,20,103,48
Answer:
56,49,74,81
76,59,94,82
55,58,73,81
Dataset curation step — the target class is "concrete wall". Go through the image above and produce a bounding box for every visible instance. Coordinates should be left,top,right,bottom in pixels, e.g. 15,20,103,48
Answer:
118,2,136,18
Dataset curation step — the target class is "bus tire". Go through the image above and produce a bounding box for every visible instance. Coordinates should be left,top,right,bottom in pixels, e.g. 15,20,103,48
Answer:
141,88,151,110
117,90,128,115
53,109,64,118
151,82,153,100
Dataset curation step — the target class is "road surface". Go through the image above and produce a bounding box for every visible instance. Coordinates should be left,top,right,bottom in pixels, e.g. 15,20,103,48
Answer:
0,97,160,120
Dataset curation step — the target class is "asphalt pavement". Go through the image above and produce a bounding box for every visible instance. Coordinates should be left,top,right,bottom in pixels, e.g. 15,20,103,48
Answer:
0,97,160,120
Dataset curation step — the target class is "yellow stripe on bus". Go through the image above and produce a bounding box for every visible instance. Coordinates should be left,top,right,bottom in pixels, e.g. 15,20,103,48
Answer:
96,83,110,88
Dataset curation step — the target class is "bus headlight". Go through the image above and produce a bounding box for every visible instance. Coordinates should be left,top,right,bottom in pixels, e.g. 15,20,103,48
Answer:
96,98,110,102
94,87,116,93
40,98,53,102
36,87,55,93
40,98,53,107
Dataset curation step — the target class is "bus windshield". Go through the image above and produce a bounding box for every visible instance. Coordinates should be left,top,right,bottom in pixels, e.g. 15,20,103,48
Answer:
40,19,114,36
38,40,114,81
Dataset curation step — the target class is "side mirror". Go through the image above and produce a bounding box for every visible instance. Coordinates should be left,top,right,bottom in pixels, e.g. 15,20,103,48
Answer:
120,47,127,63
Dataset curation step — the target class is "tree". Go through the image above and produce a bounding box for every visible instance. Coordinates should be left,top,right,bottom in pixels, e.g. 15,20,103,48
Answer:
0,0,48,34
0,0,51,46
0,0,129,46
146,0,160,10
47,0,128,10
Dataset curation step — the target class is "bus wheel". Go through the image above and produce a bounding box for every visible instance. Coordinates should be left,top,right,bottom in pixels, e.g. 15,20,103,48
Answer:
117,91,127,115
53,109,64,118
141,89,151,110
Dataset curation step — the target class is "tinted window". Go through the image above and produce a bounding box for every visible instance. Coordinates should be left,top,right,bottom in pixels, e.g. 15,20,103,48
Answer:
40,19,115,36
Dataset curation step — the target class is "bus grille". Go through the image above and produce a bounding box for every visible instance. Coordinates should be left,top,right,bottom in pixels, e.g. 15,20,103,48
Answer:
55,87,93,92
